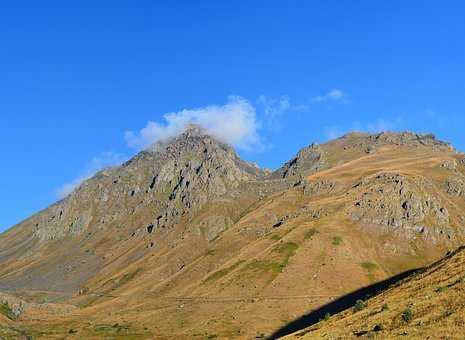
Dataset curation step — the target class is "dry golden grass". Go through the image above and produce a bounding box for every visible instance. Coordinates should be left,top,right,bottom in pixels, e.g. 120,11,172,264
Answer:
287,247,465,339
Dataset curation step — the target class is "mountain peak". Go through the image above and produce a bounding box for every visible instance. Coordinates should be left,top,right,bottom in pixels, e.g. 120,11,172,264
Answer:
145,123,230,156
27,123,265,241
181,123,208,137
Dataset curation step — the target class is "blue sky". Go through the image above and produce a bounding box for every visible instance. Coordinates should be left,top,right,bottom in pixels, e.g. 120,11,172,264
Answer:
1,1,464,231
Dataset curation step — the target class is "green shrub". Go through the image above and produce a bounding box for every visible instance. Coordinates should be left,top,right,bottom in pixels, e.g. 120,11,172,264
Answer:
0,302,17,320
324,312,331,321
304,228,319,240
401,308,414,322
381,303,389,311
353,299,367,312
435,286,447,293
332,236,342,246
361,262,378,271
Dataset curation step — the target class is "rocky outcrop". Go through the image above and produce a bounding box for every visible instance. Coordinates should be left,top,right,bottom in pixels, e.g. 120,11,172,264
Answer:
301,178,338,196
440,159,458,170
368,132,452,150
273,143,327,179
445,176,465,197
338,131,453,154
0,292,77,320
348,172,451,239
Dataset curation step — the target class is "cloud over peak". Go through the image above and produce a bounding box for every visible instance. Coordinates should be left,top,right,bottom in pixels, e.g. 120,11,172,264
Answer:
125,96,261,151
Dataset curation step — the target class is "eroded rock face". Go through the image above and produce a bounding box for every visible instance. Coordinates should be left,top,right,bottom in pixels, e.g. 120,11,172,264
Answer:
339,131,453,153
33,126,266,241
301,179,337,196
368,132,452,150
273,143,327,179
440,159,458,170
348,172,450,237
445,176,465,197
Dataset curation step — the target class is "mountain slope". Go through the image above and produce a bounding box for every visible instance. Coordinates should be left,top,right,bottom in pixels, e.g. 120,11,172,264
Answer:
286,246,465,339
1,129,465,338
0,125,266,295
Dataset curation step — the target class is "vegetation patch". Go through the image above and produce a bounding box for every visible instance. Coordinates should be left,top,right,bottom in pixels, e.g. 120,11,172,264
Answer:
272,242,299,270
270,234,282,241
401,308,414,322
93,323,131,335
361,261,379,282
332,236,342,246
116,268,143,288
204,260,245,283
0,302,17,320
241,242,300,281
353,299,367,312
244,260,284,275
435,286,447,293
361,262,378,271
304,228,319,240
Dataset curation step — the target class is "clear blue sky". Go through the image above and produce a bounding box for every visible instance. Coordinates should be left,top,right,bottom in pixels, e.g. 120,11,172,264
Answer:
1,1,464,231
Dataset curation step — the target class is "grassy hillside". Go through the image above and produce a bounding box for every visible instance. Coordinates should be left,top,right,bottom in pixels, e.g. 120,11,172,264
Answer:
1,131,465,338
286,246,465,339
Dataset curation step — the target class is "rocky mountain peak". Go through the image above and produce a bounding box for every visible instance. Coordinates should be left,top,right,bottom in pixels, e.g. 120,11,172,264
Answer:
30,124,265,241
148,124,225,152
180,123,209,138
271,130,453,181
272,143,326,179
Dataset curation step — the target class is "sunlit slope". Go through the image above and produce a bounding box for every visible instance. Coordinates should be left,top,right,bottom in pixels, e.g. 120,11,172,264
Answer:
1,131,465,338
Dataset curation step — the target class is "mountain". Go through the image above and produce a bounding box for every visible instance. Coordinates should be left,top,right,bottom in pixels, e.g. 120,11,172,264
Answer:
1,127,465,339
285,246,465,339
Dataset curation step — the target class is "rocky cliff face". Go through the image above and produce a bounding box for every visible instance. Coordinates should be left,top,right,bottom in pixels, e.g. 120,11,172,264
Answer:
273,143,327,179
348,172,453,240
30,125,266,241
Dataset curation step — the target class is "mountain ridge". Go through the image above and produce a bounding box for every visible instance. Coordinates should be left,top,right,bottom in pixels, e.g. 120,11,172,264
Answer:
1,128,465,339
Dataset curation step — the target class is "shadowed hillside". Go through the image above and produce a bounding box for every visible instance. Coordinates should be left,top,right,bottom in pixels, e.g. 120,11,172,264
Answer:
284,246,465,339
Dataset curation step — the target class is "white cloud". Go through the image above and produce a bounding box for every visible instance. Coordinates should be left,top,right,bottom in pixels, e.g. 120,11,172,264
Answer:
312,89,347,103
258,95,291,118
56,152,125,199
125,96,261,151
257,95,311,130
